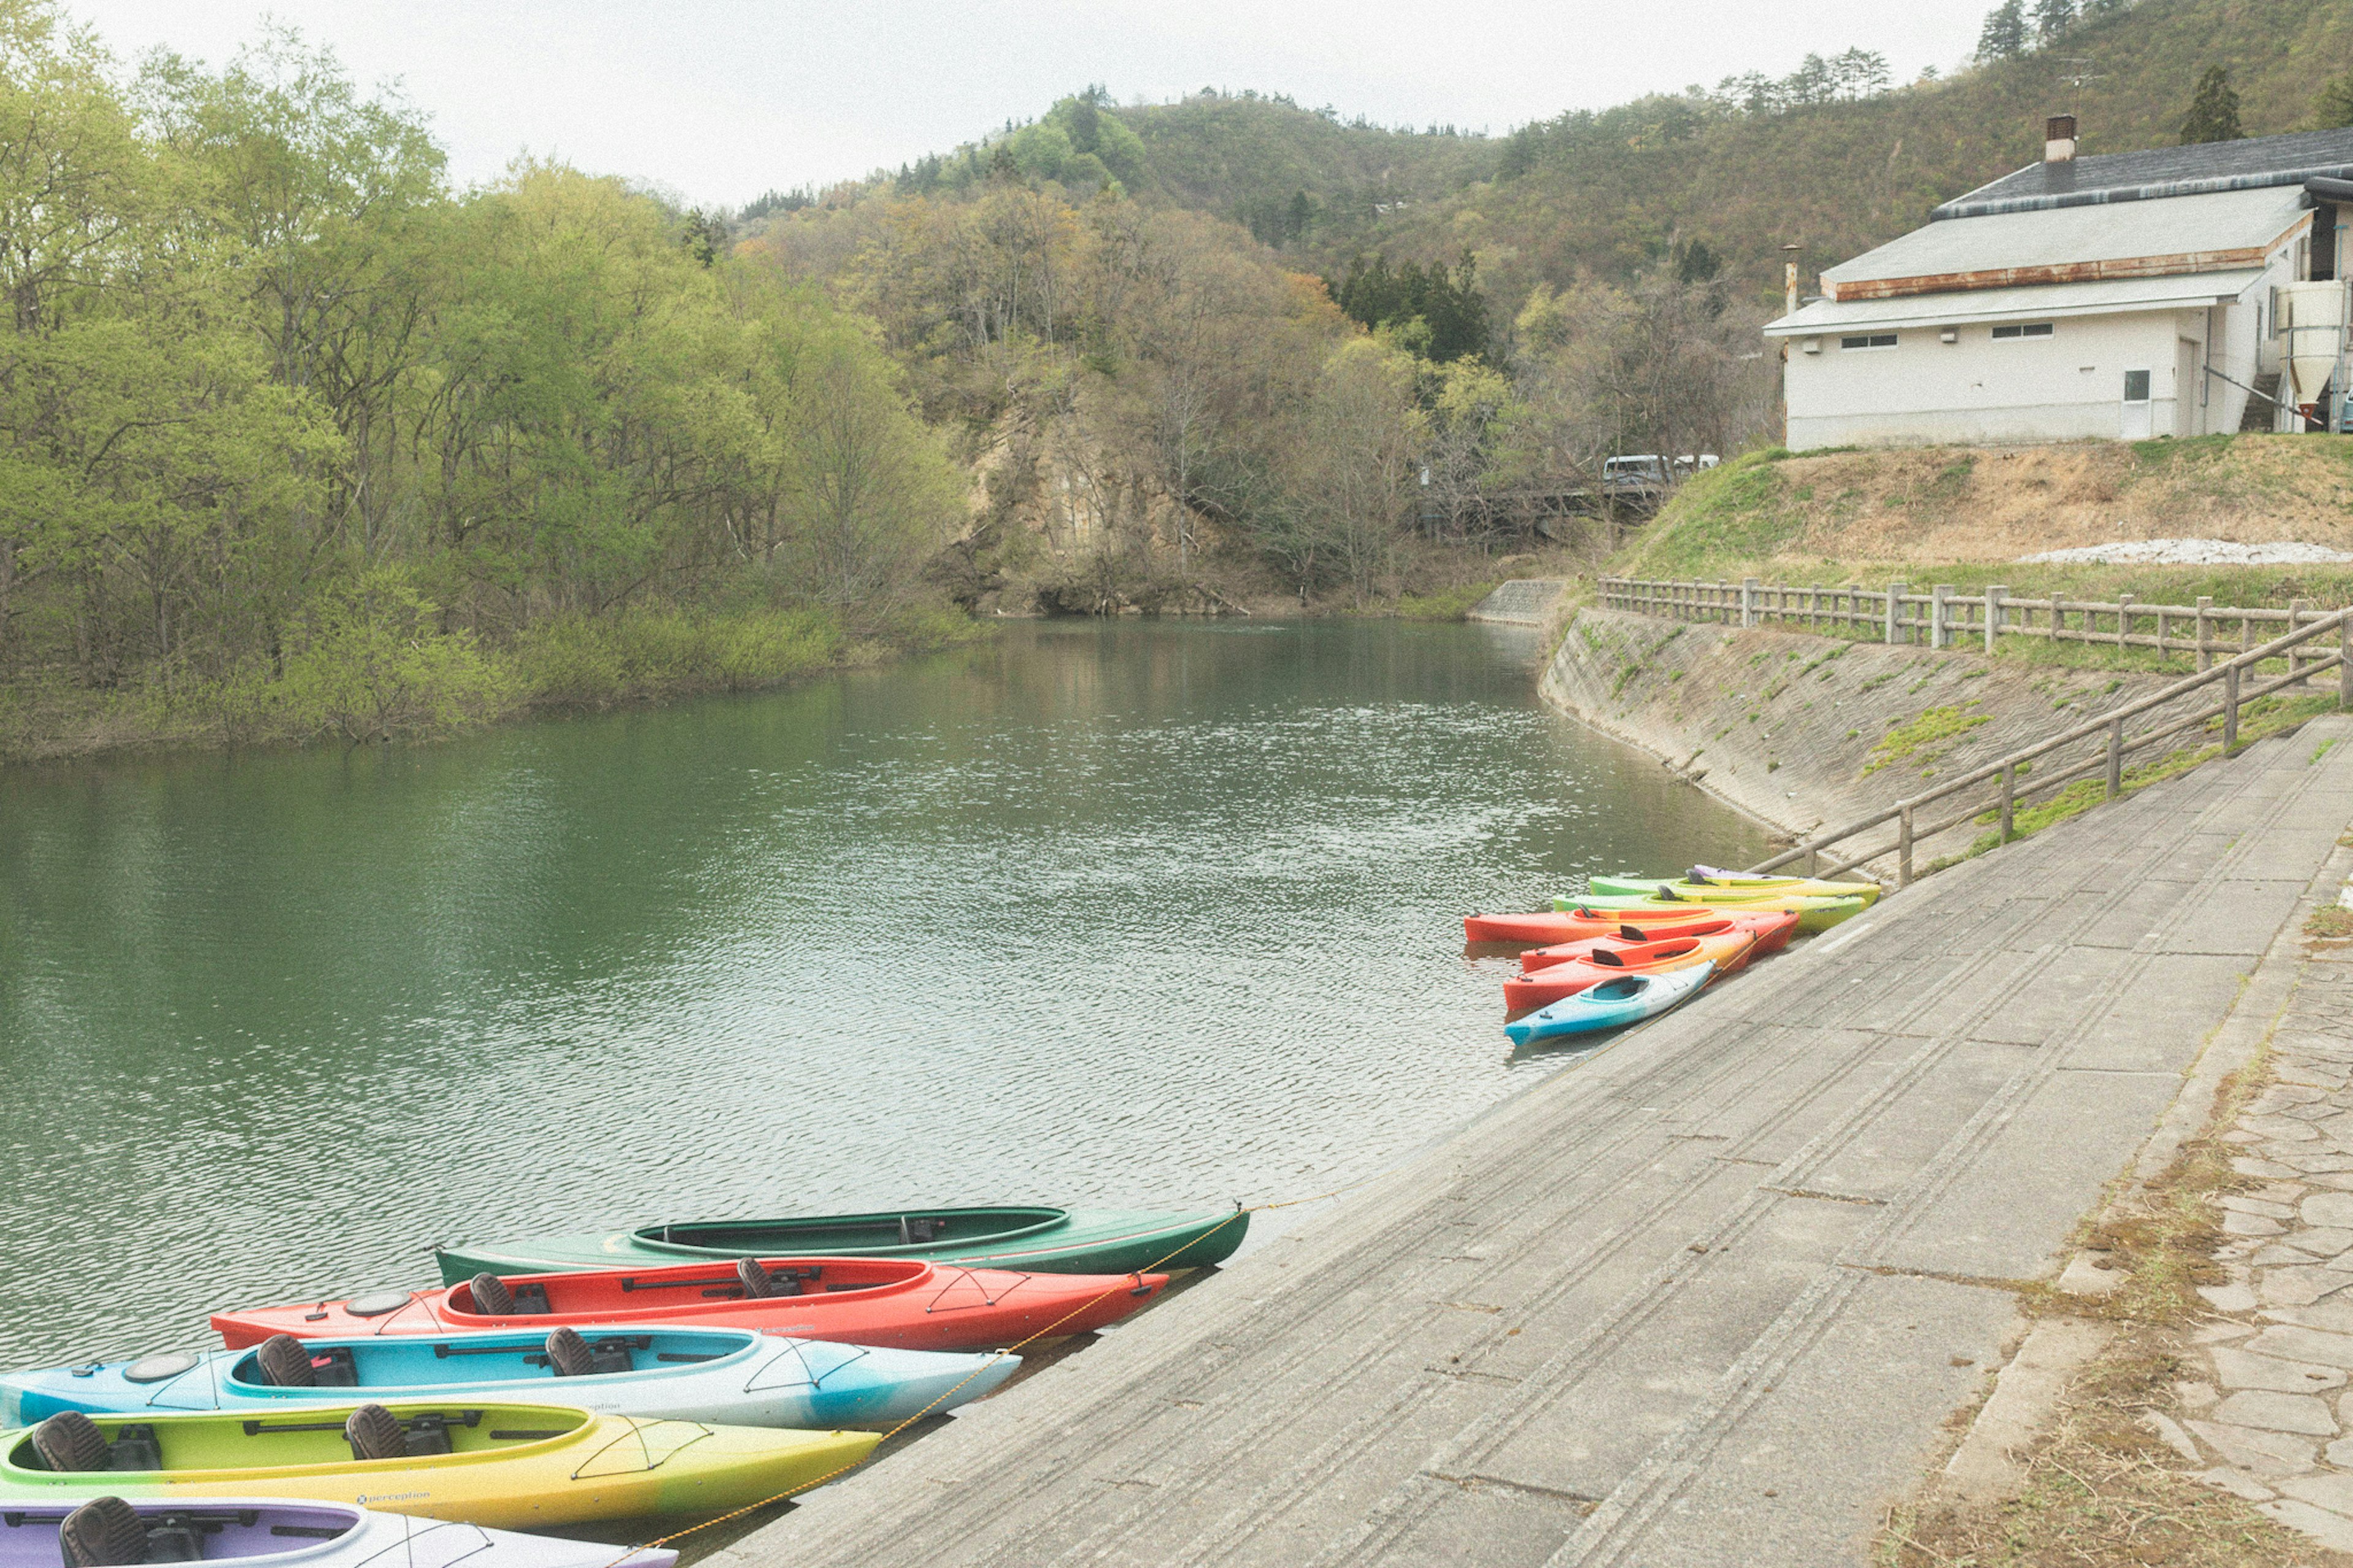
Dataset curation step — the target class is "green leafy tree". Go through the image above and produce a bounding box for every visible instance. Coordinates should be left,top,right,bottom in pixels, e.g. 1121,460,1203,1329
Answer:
2180,65,2243,143
1977,1,2029,60
2034,0,2076,40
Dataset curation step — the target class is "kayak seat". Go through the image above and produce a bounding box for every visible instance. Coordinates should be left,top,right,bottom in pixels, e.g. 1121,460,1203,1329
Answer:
544,1327,635,1377
29,1411,110,1473
311,1347,358,1387
254,1334,315,1387
736,1259,805,1299
57,1498,145,1567
467,1274,514,1314
1588,950,1625,968
344,1404,453,1461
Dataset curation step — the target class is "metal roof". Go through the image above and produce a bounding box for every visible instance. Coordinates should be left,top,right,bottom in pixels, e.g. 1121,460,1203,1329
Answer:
1762,268,2265,336
1936,126,2353,219
1821,184,2305,298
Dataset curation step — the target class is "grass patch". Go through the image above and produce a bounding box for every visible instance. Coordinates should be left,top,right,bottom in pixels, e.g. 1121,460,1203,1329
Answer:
1865,703,1990,776
2308,906,2353,939
1393,580,1499,620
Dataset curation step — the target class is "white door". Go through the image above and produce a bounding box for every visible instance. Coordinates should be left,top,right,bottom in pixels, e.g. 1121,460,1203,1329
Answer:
2177,338,2202,436
2121,369,2153,439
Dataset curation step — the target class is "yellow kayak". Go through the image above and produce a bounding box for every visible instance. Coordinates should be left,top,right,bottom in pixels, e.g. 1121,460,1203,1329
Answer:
1587,868,1882,907
0,1401,876,1529
1555,889,1865,934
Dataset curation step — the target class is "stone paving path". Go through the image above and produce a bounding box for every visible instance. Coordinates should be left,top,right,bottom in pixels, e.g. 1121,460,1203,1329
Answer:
725,716,2353,1568
2170,941,2353,1551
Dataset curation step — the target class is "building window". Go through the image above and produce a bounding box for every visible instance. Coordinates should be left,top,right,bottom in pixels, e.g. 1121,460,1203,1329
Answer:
1991,322,2055,340
1839,333,1896,349
2123,370,2151,403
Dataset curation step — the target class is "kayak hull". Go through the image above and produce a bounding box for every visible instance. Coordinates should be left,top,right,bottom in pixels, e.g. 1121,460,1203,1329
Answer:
1504,963,1714,1046
1503,930,1754,1013
434,1206,1246,1284
1,1328,1014,1432
1588,871,1882,906
214,1257,1166,1355
1552,891,1865,934
0,1499,678,1568
1520,911,1798,972
0,1404,874,1531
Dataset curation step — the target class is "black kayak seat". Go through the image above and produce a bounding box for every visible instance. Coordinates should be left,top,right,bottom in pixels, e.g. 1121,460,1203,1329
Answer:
1588,949,1625,968
56,1499,144,1568
26,1412,152,1474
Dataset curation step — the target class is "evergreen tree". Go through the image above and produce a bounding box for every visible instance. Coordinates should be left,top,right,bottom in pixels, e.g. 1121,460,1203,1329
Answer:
1977,1,2029,60
1285,189,1314,241
2180,66,2243,144
2316,71,2353,130
2034,0,2076,40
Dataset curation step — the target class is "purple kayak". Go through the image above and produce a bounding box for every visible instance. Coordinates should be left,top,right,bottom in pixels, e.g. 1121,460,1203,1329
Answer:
0,1497,675,1568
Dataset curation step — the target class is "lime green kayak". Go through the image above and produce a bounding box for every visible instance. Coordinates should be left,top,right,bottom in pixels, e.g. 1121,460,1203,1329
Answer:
1586,870,1882,907
0,1402,873,1529
1553,890,1866,934
434,1205,1247,1286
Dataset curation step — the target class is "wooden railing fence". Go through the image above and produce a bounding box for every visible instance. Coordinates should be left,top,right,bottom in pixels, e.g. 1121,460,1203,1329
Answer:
1735,610,2353,887
1601,575,2337,673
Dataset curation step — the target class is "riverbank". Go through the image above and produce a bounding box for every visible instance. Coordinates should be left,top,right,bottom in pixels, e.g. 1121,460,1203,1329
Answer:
0,602,983,767
729,705,2353,1567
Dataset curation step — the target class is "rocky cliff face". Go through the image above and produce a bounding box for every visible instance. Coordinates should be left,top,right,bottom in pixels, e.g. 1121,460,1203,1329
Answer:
1542,607,2243,868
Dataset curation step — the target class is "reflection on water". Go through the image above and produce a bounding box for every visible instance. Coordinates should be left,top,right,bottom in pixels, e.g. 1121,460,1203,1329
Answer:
0,619,1765,1367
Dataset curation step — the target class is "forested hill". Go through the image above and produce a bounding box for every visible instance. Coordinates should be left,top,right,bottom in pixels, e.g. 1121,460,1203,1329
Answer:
1362,0,2353,317
826,0,2353,325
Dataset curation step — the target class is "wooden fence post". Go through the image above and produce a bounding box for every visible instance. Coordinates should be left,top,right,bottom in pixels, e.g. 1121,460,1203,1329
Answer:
1741,577,1758,628
1931,585,1952,649
1885,580,1906,645
2291,599,2311,685
2224,662,2240,752
2196,596,2213,671
2341,612,2351,713
2116,593,2135,654
1985,584,2007,653
1898,804,1914,887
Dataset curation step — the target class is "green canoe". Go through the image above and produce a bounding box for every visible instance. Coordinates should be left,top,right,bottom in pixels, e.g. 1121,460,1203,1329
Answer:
1551,889,1866,934
434,1205,1249,1285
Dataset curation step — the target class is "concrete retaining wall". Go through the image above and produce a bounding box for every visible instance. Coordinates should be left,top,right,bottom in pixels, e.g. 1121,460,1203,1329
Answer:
1540,606,2249,868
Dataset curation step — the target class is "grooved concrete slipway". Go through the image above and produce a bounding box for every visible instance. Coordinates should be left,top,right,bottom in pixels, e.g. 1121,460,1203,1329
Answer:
732,716,2353,1567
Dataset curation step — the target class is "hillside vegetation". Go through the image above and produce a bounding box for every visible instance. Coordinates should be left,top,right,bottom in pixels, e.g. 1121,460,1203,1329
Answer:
0,1,966,762
1612,436,2353,607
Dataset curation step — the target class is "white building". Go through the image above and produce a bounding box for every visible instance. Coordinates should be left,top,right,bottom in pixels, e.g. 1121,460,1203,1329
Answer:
1764,120,2353,449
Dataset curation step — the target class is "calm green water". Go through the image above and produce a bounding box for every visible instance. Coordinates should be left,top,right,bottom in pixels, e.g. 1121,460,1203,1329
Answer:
0,619,1764,1369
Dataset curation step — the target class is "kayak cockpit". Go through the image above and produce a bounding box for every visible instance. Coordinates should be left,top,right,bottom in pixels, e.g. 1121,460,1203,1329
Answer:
449,1259,916,1319
0,1499,362,1566
632,1207,1067,1258
225,1329,753,1393
6,1405,593,1477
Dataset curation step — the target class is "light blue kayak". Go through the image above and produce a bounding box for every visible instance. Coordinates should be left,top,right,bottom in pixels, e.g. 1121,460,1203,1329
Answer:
0,1326,1014,1432
1504,962,1713,1046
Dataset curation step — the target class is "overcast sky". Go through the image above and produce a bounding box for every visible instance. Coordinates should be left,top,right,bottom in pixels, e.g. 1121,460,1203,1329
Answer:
78,1,1990,208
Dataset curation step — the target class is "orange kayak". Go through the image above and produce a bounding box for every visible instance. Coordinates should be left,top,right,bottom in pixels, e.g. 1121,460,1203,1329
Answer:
1468,906,1795,948
1520,910,1799,971
1503,929,1756,1014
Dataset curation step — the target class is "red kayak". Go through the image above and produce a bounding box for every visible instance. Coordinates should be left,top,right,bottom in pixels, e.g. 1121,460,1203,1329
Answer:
1519,910,1799,972
211,1256,1167,1354
1503,928,1757,1013
1464,906,1765,945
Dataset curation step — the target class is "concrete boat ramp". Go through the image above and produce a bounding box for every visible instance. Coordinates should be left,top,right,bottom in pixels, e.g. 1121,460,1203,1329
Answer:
734,717,2353,1567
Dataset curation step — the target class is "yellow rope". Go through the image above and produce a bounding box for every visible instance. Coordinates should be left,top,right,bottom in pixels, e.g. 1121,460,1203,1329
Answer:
594,1186,1371,1564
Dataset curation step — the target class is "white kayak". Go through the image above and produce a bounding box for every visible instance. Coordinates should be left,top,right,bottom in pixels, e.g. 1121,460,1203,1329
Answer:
1504,961,1713,1045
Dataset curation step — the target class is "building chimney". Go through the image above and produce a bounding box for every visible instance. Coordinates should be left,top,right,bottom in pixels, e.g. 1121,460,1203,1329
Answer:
2045,114,2078,164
